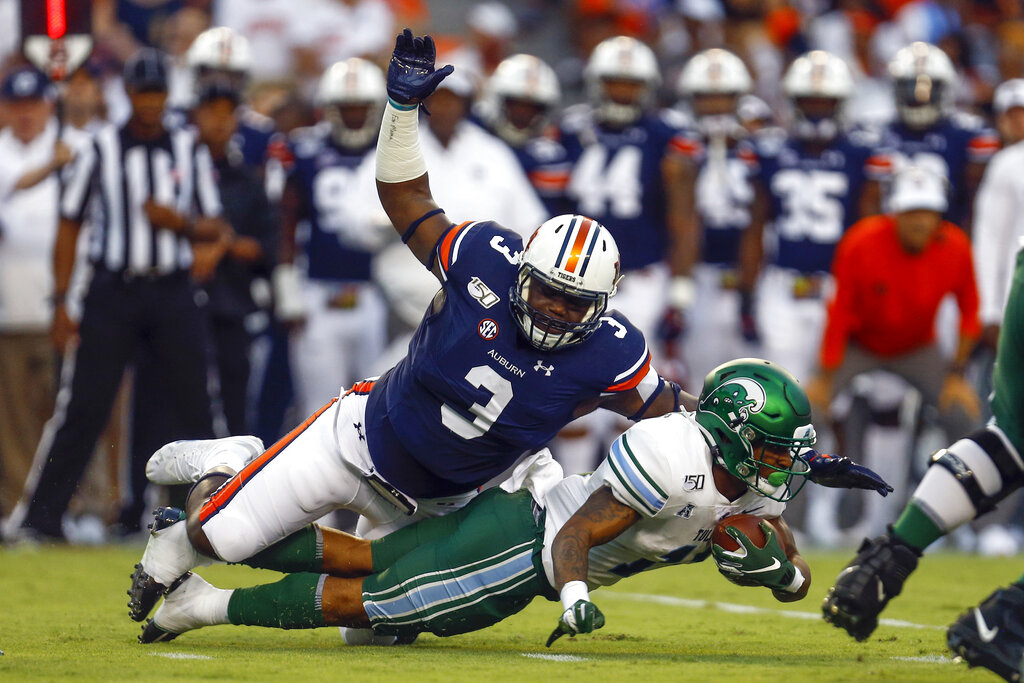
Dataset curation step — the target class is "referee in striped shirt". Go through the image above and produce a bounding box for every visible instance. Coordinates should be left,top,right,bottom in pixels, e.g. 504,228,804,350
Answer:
7,49,222,541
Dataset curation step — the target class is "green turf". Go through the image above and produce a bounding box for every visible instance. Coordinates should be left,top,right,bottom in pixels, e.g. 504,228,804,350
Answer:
0,543,1014,681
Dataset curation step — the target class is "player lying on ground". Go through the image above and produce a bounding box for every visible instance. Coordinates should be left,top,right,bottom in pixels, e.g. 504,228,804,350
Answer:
822,247,1024,682
127,28,692,646
133,359,891,645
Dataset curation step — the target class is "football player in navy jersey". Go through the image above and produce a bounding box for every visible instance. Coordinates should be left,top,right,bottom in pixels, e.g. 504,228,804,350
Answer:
559,36,697,363
279,58,391,421
744,51,878,388
171,27,277,169
867,42,999,233
673,48,763,390
127,30,687,639
475,54,573,216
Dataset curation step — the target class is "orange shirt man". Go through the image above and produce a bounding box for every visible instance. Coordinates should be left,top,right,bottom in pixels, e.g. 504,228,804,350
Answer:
808,166,982,432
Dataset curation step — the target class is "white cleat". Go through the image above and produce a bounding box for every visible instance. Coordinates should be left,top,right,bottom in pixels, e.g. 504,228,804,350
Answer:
129,508,211,622
146,436,265,485
139,572,231,643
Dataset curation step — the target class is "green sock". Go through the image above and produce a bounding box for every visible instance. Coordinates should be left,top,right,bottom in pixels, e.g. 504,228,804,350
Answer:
227,572,326,629
891,502,944,552
241,525,323,573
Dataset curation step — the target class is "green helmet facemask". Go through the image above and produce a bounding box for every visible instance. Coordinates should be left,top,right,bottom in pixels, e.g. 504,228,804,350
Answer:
694,358,816,502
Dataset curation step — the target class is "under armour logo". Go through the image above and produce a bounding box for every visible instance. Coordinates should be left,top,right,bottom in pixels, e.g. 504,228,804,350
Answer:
534,360,554,376
354,422,365,441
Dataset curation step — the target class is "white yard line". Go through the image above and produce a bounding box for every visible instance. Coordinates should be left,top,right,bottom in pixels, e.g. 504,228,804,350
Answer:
150,652,214,660
522,653,590,662
605,591,944,631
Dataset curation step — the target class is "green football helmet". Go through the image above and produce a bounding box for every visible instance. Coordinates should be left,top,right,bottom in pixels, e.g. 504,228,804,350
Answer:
695,358,816,501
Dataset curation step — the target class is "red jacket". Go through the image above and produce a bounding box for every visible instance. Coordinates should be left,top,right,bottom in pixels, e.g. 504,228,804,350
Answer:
820,214,981,371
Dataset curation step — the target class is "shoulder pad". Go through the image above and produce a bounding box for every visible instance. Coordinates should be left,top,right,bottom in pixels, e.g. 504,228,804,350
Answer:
949,110,985,131
559,104,594,134
845,125,882,148
239,107,276,133
288,125,328,157
658,107,691,130
524,136,568,163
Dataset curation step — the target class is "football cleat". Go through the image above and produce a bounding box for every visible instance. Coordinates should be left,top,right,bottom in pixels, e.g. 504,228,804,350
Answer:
821,530,920,640
948,585,1024,682
139,572,229,644
146,436,263,485
128,507,208,622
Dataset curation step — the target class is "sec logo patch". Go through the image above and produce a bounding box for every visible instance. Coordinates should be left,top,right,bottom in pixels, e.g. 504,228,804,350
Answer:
478,319,499,340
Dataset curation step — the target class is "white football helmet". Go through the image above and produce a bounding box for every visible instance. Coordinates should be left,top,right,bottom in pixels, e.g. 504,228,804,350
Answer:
676,48,752,97
484,54,561,146
316,58,387,150
187,27,252,76
584,36,660,126
511,214,621,351
888,41,957,129
782,50,853,141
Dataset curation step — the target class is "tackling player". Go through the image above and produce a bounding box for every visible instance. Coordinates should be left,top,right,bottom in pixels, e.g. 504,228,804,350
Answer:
822,247,1024,682
132,359,891,644
127,29,690,632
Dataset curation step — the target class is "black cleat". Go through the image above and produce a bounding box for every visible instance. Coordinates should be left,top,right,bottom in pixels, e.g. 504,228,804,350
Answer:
948,585,1024,682
127,562,167,622
127,508,186,622
821,529,920,641
139,618,181,644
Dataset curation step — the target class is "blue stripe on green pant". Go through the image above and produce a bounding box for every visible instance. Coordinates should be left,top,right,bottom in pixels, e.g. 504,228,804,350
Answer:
362,488,557,637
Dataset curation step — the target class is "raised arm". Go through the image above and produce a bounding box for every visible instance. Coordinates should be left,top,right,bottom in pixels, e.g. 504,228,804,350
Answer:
375,29,455,272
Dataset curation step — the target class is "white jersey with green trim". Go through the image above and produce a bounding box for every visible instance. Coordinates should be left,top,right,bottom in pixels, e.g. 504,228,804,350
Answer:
539,411,786,589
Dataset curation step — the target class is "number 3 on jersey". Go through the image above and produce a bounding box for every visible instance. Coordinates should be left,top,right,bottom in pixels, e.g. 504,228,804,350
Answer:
569,145,642,219
441,365,514,439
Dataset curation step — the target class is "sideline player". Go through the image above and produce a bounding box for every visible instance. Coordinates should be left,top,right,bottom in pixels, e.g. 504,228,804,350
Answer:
133,359,891,644
127,29,688,628
281,58,391,419
822,247,1024,682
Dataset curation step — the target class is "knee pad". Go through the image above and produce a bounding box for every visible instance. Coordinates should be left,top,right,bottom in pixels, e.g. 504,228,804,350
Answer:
926,426,1024,517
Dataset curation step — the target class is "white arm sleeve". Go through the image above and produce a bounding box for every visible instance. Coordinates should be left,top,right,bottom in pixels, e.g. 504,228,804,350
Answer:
375,101,428,184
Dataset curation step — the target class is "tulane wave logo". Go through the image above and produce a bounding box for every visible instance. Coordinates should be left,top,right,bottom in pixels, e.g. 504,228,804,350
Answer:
707,378,767,425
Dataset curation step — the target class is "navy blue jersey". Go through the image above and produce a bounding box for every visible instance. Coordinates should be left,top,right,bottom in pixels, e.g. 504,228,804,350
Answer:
559,107,691,271
875,114,999,225
675,130,757,267
287,125,374,282
752,129,876,274
513,136,573,216
165,105,274,169
365,220,656,498
236,108,276,168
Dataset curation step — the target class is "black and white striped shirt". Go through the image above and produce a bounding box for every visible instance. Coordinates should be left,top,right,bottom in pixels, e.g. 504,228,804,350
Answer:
61,124,221,276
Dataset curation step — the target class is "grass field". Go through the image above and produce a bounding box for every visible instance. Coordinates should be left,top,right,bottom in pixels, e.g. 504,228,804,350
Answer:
0,544,1016,681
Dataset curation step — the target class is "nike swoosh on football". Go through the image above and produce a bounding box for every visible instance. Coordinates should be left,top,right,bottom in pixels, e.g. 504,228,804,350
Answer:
744,558,781,573
974,608,1000,642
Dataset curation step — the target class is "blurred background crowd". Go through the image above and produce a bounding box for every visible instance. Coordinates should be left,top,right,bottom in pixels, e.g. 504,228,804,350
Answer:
1,0,1024,555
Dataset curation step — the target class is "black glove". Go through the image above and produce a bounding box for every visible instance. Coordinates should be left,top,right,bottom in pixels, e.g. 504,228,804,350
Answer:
386,28,454,105
804,450,893,497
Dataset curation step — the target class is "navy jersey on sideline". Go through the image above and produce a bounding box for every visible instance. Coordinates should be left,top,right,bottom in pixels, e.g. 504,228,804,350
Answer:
560,107,690,271
875,115,998,225
287,124,374,282
365,220,655,498
752,129,877,274
512,136,573,216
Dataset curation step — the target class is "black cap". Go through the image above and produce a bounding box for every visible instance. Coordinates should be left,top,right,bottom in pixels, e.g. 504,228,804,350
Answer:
123,48,169,92
195,79,241,107
1,67,54,101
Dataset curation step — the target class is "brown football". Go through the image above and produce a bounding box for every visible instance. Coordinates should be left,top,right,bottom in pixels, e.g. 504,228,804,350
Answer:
712,513,769,551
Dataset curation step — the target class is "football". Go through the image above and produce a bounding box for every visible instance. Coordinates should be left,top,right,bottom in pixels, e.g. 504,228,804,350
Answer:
712,513,769,551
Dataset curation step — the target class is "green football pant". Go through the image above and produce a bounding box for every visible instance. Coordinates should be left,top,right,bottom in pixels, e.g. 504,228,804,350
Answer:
362,488,557,637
